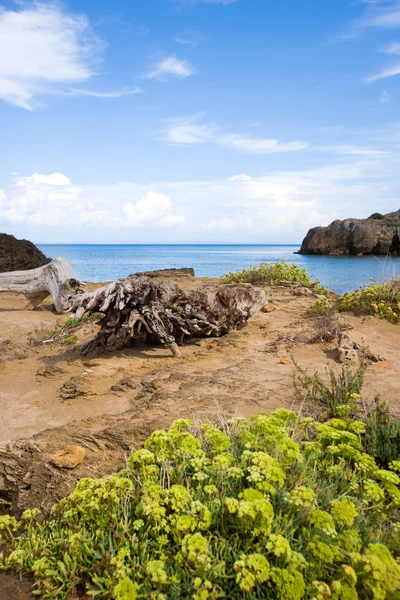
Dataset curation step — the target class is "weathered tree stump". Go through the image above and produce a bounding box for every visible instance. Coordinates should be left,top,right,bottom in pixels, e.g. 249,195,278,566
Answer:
68,276,267,357
0,257,83,313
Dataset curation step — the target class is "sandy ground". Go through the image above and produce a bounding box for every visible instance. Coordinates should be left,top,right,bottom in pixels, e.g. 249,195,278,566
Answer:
0,275,399,598
0,276,398,512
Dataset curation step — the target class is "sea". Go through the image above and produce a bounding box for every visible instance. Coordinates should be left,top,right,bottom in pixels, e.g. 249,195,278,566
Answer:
37,244,400,295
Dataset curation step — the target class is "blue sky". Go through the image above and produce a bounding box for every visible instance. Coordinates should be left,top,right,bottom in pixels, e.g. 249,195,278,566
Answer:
0,0,399,243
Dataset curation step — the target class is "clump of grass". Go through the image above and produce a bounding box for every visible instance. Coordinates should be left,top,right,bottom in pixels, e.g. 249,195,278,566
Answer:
294,362,365,419
42,313,103,344
63,335,78,345
223,259,328,293
1,408,400,600
363,398,400,468
64,316,83,328
338,280,400,323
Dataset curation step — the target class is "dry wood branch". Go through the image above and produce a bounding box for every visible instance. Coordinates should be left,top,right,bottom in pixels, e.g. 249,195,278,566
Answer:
68,276,267,356
0,257,83,313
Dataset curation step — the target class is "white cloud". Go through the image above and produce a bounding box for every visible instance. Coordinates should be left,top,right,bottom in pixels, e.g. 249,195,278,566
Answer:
165,114,308,153
0,175,185,230
380,90,391,102
144,55,193,80
123,191,185,226
0,4,101,109
1,151,398,243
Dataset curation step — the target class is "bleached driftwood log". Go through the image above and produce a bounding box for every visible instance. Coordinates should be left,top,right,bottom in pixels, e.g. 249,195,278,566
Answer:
68,276,267,357
0,257,83,313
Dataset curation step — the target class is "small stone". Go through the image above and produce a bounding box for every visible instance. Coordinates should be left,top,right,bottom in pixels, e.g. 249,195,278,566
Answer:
338,333,359,364
36,364,64,378
59,376,85,400
51,445,85,469
261,304,276,313
110,384,124,392
279,357,291,365
376,361,392,370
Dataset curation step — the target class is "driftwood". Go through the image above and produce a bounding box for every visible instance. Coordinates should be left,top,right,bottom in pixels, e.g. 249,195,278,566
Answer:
68,276,267,357
0,257,83,313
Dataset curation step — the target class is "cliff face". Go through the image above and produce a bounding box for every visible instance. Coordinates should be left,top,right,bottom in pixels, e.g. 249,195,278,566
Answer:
299,210,400,256
0,233,50,272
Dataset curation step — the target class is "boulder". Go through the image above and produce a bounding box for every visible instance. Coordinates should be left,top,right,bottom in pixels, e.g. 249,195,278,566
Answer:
298,210,400,256
0,233,50,272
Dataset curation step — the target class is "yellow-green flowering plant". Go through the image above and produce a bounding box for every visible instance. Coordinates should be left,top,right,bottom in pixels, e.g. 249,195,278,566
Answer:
337,280,400,323
0,411,399,599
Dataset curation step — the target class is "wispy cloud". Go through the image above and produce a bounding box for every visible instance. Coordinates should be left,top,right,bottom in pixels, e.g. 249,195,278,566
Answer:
176,0,238,7
0,4,103,109
380,41,400,55
380,89,391,102
218,135,308,154
174,36,197,46
166,114,216,144
61,87,142,98
164,114,308,154
367,64,400,81
346,2,400,38
144,55,194,80
328,144,388,157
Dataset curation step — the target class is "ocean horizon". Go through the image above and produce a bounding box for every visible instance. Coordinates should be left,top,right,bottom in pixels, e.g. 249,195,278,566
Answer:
37,243,400,295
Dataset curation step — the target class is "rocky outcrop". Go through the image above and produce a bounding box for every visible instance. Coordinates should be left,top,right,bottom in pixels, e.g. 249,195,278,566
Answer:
299,210,400,256
0,233,50,272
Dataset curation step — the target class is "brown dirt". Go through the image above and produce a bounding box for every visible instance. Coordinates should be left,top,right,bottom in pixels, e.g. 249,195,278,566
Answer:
0,277,399,524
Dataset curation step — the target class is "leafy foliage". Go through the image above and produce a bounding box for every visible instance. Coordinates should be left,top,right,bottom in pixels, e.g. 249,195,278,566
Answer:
223,259,327,293
369,213,385,220
1,410,399,599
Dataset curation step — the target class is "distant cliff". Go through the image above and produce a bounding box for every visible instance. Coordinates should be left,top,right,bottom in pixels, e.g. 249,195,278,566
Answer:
298,210,400,256
0,233,50,273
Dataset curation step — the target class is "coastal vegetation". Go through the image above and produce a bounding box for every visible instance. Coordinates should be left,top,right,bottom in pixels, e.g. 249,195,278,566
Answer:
1,397,399,599
223,259,328,294
224,260,400,324
308,280,400,323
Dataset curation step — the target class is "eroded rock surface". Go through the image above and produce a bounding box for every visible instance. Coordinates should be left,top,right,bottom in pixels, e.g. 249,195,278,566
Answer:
299,210,400,255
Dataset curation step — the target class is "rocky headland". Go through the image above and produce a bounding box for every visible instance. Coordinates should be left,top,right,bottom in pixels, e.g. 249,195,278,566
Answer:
0,233,50,272
299,209,400,255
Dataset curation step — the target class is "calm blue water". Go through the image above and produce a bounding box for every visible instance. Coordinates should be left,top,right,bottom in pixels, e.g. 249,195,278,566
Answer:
37,244,400,294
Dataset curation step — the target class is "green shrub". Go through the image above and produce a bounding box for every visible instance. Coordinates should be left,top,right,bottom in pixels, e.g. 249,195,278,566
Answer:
1,410,399,599
369,213,385,220
338,281,400,323
223,259,328,293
